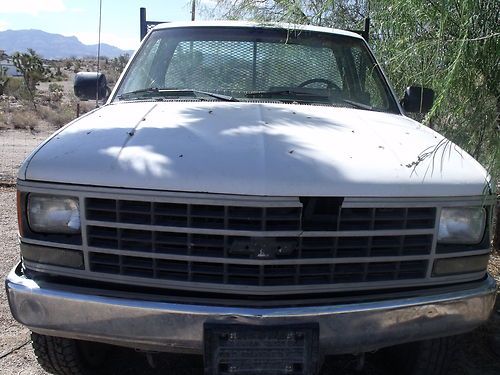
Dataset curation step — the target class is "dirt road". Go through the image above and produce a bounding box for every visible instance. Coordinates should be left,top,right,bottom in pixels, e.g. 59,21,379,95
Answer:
1,186,499,374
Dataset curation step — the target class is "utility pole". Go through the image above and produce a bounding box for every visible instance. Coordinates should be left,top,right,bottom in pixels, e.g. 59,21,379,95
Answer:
191,0,196,21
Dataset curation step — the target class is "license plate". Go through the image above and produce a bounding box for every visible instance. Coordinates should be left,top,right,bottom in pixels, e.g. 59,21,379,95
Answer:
204,323,319,375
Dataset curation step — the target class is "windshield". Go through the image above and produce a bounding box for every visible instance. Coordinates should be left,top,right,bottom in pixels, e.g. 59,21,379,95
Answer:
114,26,399,113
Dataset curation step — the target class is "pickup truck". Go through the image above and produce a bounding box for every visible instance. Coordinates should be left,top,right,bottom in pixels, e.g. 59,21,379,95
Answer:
5,21,497,375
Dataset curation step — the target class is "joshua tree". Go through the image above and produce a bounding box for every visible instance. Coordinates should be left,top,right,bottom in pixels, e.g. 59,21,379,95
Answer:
12,48,47,108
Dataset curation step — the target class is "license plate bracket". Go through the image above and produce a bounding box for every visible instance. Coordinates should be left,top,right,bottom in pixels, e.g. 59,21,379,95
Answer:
204,323,319,375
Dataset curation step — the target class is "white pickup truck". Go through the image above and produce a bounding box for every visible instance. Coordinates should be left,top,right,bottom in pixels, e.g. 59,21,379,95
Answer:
6,21,497,375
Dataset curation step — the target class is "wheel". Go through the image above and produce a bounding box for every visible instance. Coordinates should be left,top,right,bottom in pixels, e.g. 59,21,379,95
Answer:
378,336,457,375
31,332,110,375
297,78,342,92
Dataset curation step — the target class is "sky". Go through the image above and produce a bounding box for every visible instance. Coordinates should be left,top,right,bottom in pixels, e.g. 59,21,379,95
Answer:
0,0,216,50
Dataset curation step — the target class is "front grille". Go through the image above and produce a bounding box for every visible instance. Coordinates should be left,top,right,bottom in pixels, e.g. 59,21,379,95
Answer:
84,196,436,293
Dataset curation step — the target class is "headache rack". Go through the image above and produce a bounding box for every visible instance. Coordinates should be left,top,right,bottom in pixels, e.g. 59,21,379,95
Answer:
139,7,370,42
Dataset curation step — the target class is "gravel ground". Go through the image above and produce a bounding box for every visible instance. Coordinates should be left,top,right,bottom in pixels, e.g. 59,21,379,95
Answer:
0,129,52,184
0,186,499,374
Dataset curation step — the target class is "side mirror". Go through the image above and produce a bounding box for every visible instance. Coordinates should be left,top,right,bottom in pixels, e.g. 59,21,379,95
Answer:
74,72,108,101
400,86,434,113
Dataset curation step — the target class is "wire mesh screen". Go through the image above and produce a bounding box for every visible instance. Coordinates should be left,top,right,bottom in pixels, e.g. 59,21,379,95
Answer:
147,22,161,33
165,40,343,93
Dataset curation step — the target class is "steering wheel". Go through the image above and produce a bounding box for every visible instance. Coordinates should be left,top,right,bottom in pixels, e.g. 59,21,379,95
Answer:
298,78,341,93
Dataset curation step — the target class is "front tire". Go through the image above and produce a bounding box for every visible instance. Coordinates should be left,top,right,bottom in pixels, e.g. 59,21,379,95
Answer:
31,332,109,375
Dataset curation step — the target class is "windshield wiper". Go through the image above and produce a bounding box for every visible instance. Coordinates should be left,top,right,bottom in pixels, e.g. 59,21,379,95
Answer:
341,99,374,111
117,88,238,102
245,90,376,110
245,89,329,100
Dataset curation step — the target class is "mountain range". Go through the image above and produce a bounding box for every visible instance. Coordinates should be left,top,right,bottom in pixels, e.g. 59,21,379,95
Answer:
0,29,132,59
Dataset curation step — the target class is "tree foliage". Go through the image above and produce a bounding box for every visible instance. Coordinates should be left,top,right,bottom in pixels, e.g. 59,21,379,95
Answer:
371,0,499,176
203,0,499,178
12,48,48,107
105,53,130,83
0,64,9,96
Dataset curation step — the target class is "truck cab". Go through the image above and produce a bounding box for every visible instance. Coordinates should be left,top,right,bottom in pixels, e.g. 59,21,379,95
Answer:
6,22,496,375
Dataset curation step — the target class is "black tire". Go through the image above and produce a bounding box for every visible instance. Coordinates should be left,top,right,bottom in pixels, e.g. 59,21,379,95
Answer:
378,336,457,375
31,332,110,375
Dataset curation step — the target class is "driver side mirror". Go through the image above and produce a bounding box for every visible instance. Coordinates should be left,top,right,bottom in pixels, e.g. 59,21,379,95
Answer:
74,72,109,101
400,86,434,113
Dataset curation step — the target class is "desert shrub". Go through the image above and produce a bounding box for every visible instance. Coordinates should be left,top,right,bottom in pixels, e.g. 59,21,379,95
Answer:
0,66,8,96
38,104,76,128
78,101,96,116
73,59,82,73
0,111,6,129
9,110,39,130
48,83,64,102
48,83,64,93
3,78,31,100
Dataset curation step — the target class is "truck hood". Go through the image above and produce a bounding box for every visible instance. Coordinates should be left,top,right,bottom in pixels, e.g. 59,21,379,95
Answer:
21,101,489,196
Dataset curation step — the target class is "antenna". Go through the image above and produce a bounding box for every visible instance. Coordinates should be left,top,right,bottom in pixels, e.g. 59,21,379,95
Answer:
191,0,196,21
96,0,103,107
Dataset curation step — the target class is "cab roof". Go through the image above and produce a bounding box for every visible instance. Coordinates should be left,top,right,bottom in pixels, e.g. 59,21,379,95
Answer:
151,21,364,40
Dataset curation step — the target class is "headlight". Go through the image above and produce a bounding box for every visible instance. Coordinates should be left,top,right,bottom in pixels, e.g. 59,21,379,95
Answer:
437,207,485,244
28,194,81,234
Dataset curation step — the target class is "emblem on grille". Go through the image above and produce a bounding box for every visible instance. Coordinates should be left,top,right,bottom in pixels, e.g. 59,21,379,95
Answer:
229,239,297,259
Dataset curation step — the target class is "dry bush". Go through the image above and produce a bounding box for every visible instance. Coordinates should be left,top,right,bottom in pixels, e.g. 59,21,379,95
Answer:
37,104,76,128
78,101,96,116
0,112,6,130
48,83,64,103
3,78,31,100
9,110,39,130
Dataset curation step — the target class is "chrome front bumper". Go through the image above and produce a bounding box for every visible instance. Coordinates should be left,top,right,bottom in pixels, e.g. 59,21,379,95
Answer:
6,263,497,355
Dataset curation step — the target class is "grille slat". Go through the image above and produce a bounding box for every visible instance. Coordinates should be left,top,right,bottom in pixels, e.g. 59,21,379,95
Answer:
87,225,433,260
86,197,436,291
89,250,429,287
